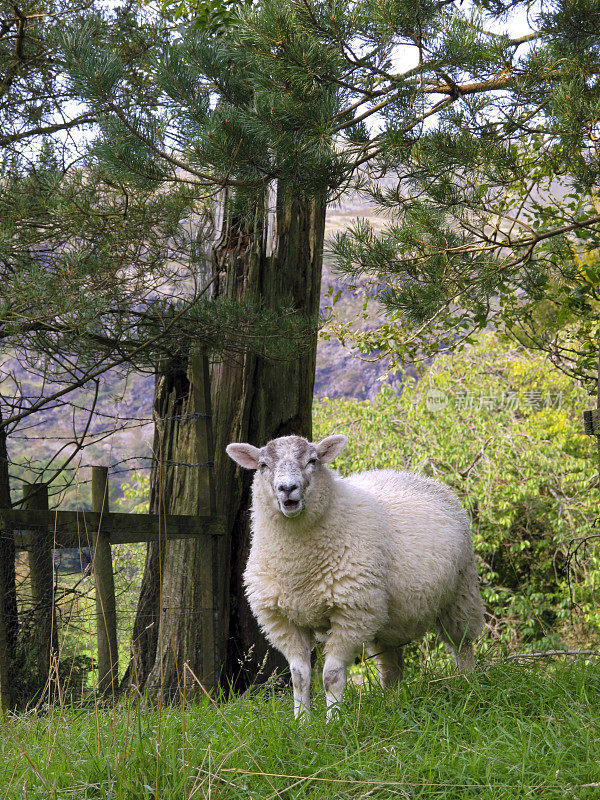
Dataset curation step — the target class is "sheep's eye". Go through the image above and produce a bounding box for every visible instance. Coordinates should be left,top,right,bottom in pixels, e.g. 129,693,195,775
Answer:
258,462,268,470
307,457,317,466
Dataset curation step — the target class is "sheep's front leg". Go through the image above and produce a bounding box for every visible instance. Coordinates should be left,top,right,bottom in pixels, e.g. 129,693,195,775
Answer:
324,610,381,719
258,607,312,719
323,655,347,719
290,657,312,719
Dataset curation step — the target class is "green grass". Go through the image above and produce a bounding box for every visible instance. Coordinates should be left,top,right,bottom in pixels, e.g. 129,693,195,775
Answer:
2,660,599,799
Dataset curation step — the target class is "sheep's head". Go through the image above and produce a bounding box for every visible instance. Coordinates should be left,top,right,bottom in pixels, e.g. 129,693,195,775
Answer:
226,434,348,518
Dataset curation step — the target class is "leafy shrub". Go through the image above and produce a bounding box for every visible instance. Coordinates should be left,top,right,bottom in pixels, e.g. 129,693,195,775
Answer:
313,332,600,653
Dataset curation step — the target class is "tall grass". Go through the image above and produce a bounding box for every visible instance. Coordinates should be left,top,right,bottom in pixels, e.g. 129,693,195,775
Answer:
2,658,599,799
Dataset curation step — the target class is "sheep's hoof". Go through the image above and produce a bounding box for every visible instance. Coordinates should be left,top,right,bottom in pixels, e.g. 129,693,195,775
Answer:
325,703,342,722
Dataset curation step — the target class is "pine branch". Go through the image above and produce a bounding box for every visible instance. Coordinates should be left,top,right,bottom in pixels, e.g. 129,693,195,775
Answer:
0,113,96,146
0,292,203,430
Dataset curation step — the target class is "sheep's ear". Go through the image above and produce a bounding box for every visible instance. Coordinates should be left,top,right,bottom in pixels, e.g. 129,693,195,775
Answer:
315,434,348,463
226,443,261,469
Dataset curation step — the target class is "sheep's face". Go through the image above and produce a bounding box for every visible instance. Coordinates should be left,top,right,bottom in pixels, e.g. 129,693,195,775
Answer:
226,434,348,519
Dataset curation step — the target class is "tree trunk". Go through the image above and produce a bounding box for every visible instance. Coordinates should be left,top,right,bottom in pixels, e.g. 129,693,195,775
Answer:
126,357,191,691
144,350,217,698
212,183,326,690
128,183,326,696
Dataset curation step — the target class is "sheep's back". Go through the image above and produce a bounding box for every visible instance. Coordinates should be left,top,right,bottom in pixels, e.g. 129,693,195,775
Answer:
343,469,474,642
345,469,470,534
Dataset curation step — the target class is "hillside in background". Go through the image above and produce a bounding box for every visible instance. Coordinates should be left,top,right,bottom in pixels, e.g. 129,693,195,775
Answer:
315,257,410,399
2,197,403,505
316,196,409,400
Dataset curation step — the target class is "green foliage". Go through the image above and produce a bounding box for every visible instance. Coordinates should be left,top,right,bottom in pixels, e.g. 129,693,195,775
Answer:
313,333,599,651
11,600,95,705
59,0,349,197
0,152,318,438
60,23,125,104
312,0,600,382
117,332,599,652
158,0,252,33
2,661,600,797
3,3,323,380
118,473,150,514
51,0,600,382
112,477,150,670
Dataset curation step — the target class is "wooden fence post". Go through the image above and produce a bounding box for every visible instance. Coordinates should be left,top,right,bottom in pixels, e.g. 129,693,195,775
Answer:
0,458,13,711
193,350,219,691
0,600,8,712
92,466,118,699
23,483,56,692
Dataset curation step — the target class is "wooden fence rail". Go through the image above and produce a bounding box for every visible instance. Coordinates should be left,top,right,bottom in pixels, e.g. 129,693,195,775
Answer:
1,509,225,548
0,485,224,707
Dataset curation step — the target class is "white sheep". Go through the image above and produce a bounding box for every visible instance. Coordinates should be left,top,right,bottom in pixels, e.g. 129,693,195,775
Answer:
226,434,484,719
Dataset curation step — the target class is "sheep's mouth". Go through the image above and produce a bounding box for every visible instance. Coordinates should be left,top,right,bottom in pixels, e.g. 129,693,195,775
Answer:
279,499,304,517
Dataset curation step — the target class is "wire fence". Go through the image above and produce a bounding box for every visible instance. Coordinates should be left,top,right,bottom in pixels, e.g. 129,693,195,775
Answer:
5,511,221,705
1,365,222,707
2,407,214,501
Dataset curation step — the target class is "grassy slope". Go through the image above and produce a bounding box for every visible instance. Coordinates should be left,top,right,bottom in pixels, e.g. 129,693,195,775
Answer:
2,660,599,799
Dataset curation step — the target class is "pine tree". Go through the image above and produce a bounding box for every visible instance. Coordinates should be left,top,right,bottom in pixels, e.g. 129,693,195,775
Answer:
52,0,341,693
1,1,319,704
316,0,600,382
58,0,349,690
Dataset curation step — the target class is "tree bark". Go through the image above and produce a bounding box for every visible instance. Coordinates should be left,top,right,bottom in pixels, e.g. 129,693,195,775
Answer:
212,183,326,690
143,350,217,698
126,357,190,691
128,182,326,696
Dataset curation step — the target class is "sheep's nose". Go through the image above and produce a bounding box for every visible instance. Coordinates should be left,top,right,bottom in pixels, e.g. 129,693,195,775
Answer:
277,482,298,495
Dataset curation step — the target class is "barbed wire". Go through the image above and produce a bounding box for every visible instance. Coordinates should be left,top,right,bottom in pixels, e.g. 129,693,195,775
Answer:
9,423,146,441
8,411,212,441
3,452,214,471
4,401,224,692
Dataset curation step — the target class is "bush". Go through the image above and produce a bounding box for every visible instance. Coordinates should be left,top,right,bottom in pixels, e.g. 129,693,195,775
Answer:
313,332,600,653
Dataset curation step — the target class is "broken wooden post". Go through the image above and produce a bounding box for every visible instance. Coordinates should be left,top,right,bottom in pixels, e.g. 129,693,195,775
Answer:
92,466,118,699
23,483,56,692
0,426,14,711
